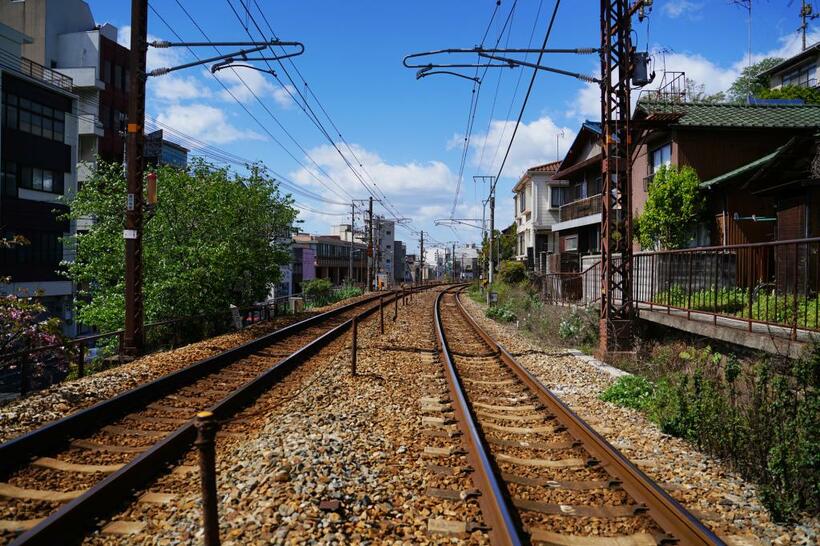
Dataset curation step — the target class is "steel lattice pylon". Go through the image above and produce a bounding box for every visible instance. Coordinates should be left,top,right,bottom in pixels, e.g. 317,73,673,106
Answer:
599,0,636,354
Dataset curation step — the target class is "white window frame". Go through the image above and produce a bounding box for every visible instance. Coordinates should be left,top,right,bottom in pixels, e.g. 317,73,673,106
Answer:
564,235,578,252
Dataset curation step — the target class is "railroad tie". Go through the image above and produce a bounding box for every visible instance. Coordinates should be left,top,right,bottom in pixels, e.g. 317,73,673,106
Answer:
32,457,124,474
527,529,657,546
0,482,86,502
0,519,43,533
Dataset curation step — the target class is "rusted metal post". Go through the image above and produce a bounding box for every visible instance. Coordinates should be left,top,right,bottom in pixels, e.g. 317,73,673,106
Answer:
77,343,85,378
351,315,358,375
687,252,693,320
379,296,384,334
393,292,398,321
792,242,799,340
194,411,220,546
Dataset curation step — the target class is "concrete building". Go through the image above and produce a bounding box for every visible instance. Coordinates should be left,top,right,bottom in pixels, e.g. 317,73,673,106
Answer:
145,129,188,169
0,22,79,335
291,232,366,289
512,160,563,271
393,240,406,284
373,216,395,288
0,0,131,188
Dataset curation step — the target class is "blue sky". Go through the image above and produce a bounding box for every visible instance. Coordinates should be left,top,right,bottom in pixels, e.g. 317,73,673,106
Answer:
87,0,817,256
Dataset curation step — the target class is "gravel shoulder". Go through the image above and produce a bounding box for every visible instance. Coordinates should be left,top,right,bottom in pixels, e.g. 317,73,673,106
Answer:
0,294,373,444
460,295,819,546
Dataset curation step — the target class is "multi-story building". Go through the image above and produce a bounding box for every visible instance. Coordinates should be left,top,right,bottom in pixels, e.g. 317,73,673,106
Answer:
374,216,395,287
291,232,366,289
0,0,131,184
512,160,562,271
0,22,79,335
144,130,188,169
393,240,406,284
549,122,605,273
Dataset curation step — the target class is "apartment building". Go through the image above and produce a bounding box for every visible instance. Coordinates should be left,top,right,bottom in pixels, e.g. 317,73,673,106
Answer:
760,42,819,90
0,22,79,335
512,160,562,271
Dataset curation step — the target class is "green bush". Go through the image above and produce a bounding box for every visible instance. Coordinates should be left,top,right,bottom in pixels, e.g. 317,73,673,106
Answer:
599,375,654,411
486,304,516,323
498,260,527,284
302,278,333,304
558,306,599,352
603,343,820,522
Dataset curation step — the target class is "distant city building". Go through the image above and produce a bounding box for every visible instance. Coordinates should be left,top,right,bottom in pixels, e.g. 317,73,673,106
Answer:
144,129,188,169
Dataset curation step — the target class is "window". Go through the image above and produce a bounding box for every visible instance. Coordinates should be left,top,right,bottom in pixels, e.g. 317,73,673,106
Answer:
550,187,564,208
3,92,67,142
650,143,672,174
563,235,578,252
519,193,526,213
518,233,525,254
7,162,65,194
782,63,816,88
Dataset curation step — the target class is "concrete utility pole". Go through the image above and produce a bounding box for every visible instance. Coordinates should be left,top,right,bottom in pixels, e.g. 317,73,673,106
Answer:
488,192,495,287
800,0,818,51
419,231,425,284
452,242,456,280
367,196,373,291
123,0,148,355
349,203,355,283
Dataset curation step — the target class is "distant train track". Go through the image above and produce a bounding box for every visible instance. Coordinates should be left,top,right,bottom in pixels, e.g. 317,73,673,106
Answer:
431,287,725,546
0,288,427,546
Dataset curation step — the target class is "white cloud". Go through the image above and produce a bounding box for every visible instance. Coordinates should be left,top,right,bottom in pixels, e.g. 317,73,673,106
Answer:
214,67,285,104
467,115,575,180
155,104,265,144
662,1,704,19
150,75,212,102
272,85,296,108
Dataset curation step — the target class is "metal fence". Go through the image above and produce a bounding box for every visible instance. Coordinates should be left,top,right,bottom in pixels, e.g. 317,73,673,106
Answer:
0,295,299,399
537,238,820,340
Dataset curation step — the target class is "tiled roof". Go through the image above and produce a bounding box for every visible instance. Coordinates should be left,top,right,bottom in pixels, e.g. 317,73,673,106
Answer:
527,160,561,174
635,100,820,128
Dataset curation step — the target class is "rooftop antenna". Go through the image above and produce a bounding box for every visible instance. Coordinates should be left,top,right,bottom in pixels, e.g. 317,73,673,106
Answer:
730,0,753,68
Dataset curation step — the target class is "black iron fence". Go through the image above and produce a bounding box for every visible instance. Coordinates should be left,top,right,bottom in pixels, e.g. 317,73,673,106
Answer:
538,238,820,340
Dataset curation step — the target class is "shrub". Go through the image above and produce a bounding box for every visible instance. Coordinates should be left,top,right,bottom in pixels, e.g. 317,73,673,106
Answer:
599,375,654,411
558,306,599,352
498,260,527,284
485,304,516,323
301,278,333,307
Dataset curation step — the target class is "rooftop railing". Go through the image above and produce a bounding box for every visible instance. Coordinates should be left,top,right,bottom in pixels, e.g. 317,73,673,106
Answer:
558,193,602,222
0,50,73,92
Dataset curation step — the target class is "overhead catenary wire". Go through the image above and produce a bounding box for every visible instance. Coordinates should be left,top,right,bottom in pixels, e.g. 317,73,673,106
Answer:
491,0,561,195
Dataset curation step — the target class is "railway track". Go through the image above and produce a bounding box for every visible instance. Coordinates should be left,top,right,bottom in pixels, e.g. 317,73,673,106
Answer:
429,287,726,546
0,289,423,546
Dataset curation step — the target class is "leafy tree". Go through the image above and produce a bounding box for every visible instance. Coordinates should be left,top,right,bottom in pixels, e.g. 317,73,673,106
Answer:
479,223,517,270
635,165,705,250
727,57,783,102
685,78,726,103
498,260,526,284
65,159,297,333
757,85,820,104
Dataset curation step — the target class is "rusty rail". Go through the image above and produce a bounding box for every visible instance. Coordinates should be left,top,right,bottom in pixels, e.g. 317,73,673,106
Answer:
433,287,524,546
434,286,724,545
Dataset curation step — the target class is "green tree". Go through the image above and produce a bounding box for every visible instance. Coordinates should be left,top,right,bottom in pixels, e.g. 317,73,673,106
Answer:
757,85,820,104
635,165,705,250
65,159,297,333
727,57,783,102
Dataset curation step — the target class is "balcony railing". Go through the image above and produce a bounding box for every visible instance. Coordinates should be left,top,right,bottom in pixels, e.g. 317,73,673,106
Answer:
0,50,73,91
558,193,602,222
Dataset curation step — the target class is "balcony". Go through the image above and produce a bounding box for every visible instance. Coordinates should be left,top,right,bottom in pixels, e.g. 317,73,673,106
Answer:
78,113,105,137
0,50,73,91
559,194,602,222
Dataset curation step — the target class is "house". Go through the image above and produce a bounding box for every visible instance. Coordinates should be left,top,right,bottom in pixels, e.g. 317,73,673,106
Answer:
549,122,605,273
759,42,820,90
512,160,562,271
0,22,79,335
632,100,820,247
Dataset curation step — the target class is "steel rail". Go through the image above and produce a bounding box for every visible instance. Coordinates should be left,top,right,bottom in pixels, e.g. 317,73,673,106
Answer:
451,289,726,546
433,288,525,546
4,287,436,545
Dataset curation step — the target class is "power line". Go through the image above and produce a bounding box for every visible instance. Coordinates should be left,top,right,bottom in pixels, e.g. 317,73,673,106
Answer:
492,0,561,194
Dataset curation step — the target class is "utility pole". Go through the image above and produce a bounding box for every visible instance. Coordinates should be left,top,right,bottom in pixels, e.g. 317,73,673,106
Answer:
452,242,457,280
123,0,148,356
800,0,818,51
599,0,645,355
419,231,425,284
367,196,373,291
488,192,495,287
349,203,355,283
